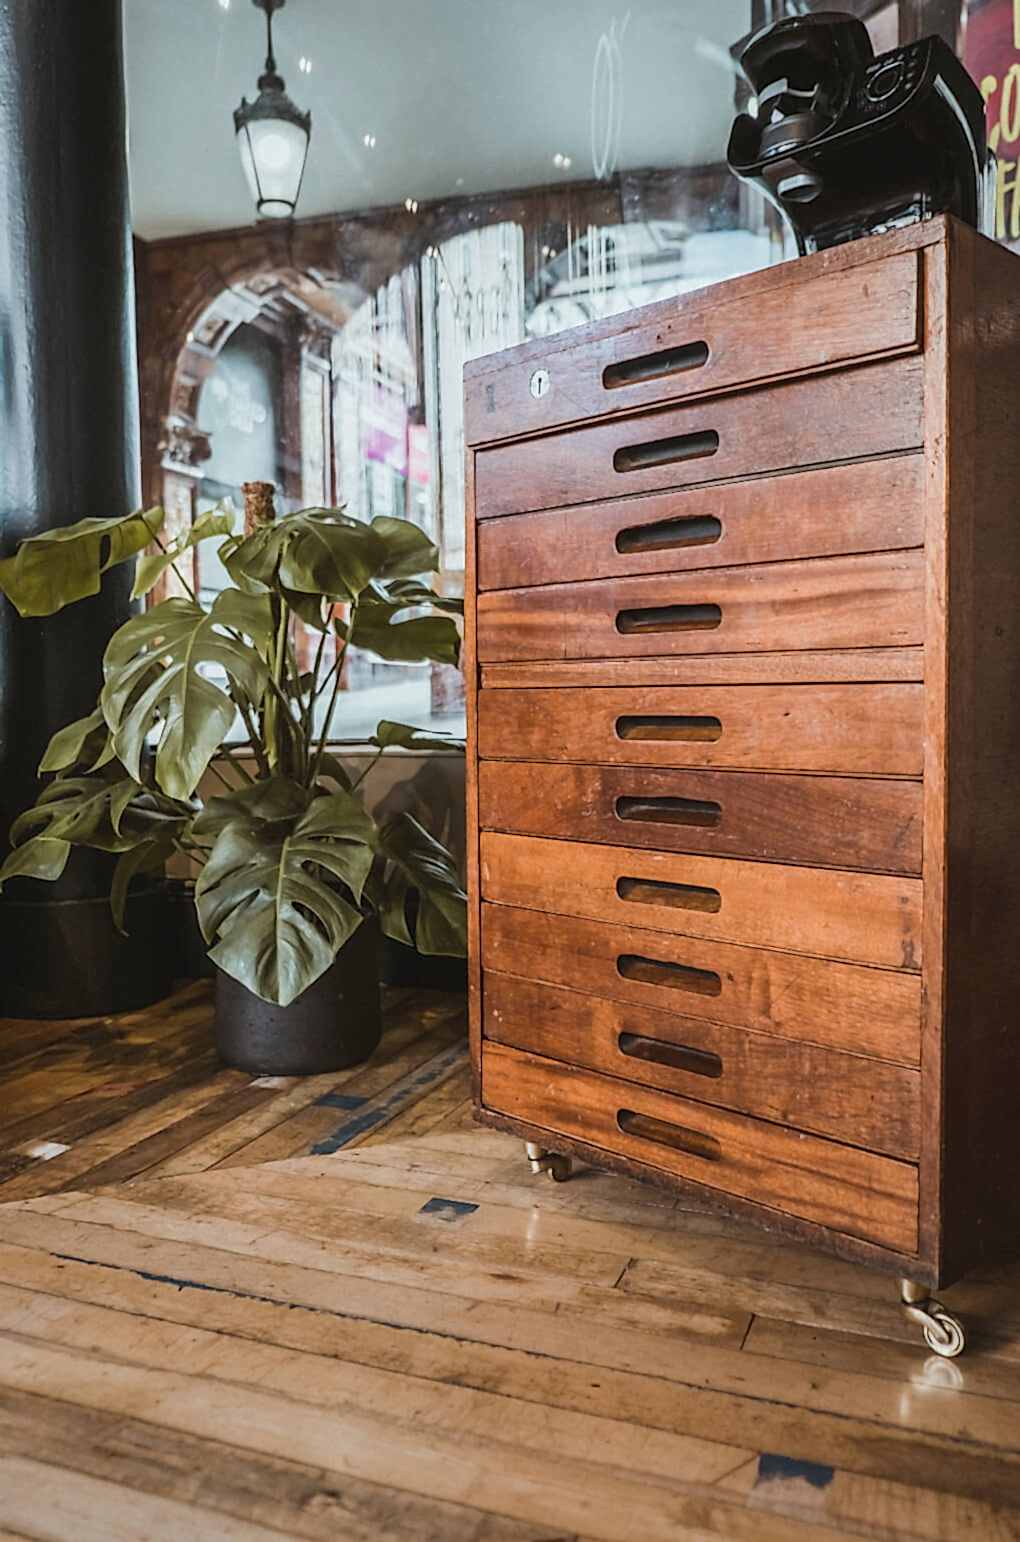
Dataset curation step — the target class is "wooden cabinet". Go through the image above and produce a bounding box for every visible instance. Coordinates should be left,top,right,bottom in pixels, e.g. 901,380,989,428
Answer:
464,217,1020,1342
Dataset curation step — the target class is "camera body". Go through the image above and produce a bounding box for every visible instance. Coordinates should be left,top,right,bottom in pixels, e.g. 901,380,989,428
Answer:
727,12,989,254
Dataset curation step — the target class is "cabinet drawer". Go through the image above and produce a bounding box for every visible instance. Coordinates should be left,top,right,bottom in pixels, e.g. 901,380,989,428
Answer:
474,355,923,518
483,974,921,1159
466,251,920,445
480,833,922,970
482,1042,918,1252
477,682,924,776
477,456,924,591
477,550,924,663
481,904,921,1065
478,762,923,875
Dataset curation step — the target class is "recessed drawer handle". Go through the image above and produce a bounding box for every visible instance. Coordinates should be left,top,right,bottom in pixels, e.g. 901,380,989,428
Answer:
617,1107,722,1162
617,715,722,742
616,795,722,828
614,429,719,474
615,514,722,554
618,1033,723,1079
616,603,721,636
618,953,722,997
616,876,721,913
603,340,710,390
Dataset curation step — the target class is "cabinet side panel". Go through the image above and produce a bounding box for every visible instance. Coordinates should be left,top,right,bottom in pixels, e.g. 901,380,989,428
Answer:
941,223,1020,1280
920,238,950,1277
464,443,483,1103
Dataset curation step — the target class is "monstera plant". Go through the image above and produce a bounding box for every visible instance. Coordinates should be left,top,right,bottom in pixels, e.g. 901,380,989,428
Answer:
0,485,466,1069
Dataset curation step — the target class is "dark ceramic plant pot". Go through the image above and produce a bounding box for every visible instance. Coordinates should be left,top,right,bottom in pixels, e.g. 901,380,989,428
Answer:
214,919,382,1074
1,881,174,1019
162,877,215,981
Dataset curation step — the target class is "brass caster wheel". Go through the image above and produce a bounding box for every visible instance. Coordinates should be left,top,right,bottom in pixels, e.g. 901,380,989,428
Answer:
899,1279,966,1358
523,1141,572,1182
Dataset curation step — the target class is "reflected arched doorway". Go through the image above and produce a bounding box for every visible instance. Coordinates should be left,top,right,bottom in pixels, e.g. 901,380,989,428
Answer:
150,253,469,734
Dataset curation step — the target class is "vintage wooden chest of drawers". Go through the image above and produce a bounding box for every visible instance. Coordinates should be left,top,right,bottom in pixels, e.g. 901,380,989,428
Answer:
463,216,1020,1356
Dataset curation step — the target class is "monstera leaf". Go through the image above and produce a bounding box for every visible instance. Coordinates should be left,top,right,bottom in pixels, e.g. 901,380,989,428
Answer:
10,774,149,852
0,508,165,618
0,770,189,895
341,574,462,668
374,576,464,615
338,588,456,666
194,783,376,1005
101,592,269,800
347,608,461,667
371,812,467,957
37,707,113,775
191,774,309,840
368,517,439,579
131,503,236,600
222,510,378,602
221,510,440,606
109,835,180,933
370,720,465,753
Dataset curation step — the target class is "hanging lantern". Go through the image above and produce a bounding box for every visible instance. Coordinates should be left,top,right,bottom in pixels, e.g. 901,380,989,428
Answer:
234,0,311,220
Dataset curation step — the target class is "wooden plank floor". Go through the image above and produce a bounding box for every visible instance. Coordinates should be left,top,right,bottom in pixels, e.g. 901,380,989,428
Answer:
0,981,469,1202
2,987,1020,1538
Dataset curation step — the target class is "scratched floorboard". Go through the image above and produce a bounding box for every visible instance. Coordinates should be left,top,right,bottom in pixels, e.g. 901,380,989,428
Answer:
0,980,468,1201
3,1121,1020,1539
4,983,1020,1537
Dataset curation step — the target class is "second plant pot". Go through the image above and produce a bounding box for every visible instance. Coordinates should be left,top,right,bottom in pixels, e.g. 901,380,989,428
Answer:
213,919,382,1075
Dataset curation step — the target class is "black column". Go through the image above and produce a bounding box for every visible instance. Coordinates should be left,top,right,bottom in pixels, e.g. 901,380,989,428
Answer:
0,0,169,1015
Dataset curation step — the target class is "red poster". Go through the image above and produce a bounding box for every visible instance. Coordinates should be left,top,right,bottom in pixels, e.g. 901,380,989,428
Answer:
965,0,1020,246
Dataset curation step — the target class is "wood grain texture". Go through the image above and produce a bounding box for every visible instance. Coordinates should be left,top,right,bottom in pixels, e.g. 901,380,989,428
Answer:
479,833,923,970
465,218,1020,1291
6,1122,1020,1533
478,682,924,775
464,447,484,1108
480,904,921,1065
476,455,925,591
477,550,925,662
466,249,921,444
917,231,950,1275
483,973,921,1158
481,646,925,689
477,761,924,874
474,356,924,517
464,220,945,444
0,985,466,1201
481,1042,919,1252
935,223,1020,1280
0,1389,555,1542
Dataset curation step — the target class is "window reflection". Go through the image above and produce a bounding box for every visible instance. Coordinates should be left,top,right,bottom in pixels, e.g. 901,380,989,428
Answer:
137,0,980,742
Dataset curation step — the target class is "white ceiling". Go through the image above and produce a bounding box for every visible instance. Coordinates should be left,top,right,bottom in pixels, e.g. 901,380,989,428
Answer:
124,0,750,240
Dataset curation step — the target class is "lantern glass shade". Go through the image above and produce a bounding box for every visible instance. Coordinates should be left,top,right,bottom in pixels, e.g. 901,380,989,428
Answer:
235,94,311,219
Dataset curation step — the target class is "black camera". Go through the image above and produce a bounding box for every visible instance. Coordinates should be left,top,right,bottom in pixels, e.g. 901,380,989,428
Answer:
727,11,989,254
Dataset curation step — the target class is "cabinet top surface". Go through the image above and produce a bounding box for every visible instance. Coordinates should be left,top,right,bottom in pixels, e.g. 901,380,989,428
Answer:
466,215,952,386
463,215,1020,450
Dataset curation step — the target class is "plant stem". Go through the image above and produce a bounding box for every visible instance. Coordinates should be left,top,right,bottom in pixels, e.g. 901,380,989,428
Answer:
206,759,237,794
300,605,335,770
172,837,210,869
214,744,256,787
308,606,353,787
234,695,271,779
146,519,198,604
266,599,290,773
349,746,384,793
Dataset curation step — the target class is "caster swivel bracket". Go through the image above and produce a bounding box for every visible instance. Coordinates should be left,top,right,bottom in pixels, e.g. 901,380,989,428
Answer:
900,1278,966,1358
524,1141,572,1183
